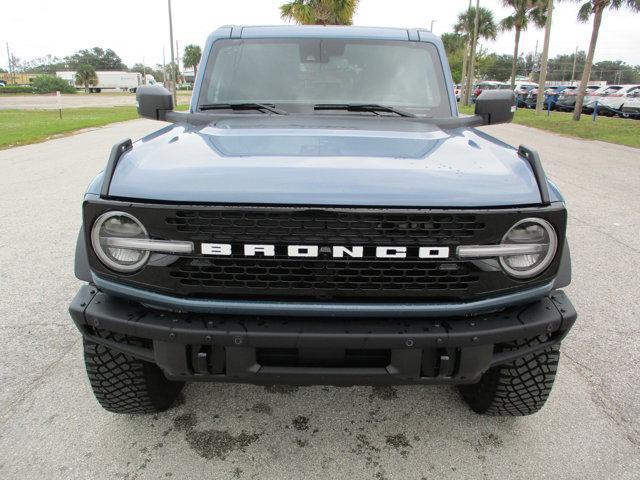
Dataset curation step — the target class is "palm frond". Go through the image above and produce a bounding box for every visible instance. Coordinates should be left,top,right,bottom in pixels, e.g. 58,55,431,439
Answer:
500,15,517,31
577,1,593,21
529,3,548,27
612,0,640,11
454,6,498,39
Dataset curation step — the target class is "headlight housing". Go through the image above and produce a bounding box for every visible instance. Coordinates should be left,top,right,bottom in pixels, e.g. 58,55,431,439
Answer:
91,211,150,272
499,218,557,278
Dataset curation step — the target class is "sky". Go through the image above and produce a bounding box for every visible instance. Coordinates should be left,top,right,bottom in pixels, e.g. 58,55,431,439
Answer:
1,0,639,70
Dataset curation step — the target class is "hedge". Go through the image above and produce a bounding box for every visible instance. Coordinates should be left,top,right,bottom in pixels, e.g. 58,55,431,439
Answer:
0,85,34,94
31,76,76,94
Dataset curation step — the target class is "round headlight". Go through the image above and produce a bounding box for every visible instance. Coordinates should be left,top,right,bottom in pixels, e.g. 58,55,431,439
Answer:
499,218,557,278
91,211,149,272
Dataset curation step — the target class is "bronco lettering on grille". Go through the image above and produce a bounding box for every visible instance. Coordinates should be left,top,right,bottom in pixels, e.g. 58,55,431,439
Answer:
200,243,450,259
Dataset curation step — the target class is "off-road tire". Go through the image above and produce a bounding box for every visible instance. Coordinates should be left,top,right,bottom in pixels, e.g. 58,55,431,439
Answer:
83,334,184,414
458,335,560,416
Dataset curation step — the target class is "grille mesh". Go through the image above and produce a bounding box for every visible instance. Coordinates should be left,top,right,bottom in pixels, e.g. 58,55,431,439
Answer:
169,258,479,297
165,210,486,245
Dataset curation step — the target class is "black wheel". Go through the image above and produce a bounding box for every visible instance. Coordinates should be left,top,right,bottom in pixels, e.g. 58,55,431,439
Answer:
83,334,184,414
458,335,560,416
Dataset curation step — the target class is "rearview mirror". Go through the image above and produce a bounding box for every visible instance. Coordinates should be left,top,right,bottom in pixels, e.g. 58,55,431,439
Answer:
475,90,516,125
137,85,174,121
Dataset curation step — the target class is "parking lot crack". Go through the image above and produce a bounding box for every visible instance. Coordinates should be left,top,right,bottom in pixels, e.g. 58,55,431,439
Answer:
562,349,640,449
0,338,80,427
568,215,640,255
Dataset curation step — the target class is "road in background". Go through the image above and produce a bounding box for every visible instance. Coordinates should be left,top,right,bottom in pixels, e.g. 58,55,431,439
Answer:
0,120,638,479
0,92,192,110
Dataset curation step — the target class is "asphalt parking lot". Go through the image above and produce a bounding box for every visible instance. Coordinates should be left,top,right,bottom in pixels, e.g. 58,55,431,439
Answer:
1,119,639,479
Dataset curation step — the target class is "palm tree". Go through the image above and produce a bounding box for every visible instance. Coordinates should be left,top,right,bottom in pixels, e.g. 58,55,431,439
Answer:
183,44,202,79
454,5,499,41
500,0,547,89
454,4,498,104
75,64,98,93
535,0,554,113
280,0,359,25
563,0,640,120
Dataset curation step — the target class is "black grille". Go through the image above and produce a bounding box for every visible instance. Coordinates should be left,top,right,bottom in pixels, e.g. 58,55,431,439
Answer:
164,209,486,245
169,258,479,298
84,202,567,302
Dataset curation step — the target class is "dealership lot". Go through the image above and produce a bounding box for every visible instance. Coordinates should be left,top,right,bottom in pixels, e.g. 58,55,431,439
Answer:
0,120,638,479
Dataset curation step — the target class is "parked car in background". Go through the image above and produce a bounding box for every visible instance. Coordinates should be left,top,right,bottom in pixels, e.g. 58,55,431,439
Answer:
597,85,640,114
454,84,461,101
583,85,624,113
514,83,537,107
554,85,599,111
621,90,640,116
472,81,511,102
527,85,572,109
0,80,6,87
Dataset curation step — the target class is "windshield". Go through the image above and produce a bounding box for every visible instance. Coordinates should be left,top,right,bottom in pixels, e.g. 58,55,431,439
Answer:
198,38,451,117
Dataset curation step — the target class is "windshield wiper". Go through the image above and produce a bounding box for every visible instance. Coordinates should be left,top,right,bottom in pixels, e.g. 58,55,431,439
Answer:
199,103,287,115
314,103,415,117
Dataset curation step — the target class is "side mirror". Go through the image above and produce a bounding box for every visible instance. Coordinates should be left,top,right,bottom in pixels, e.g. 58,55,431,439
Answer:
475,90,516,125
136,85,173,121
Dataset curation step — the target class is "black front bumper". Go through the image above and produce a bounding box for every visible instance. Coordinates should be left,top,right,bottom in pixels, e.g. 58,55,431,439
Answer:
69,285,576,385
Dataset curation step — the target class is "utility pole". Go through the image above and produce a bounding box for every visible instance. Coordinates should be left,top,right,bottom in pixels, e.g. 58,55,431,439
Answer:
162,46,167,87
6,42,13,85
464,0,480,105
570,46,578,86
168,0,177,104
142,56,147,84
430,20,436,33
535,0,553,113
176,40,180,84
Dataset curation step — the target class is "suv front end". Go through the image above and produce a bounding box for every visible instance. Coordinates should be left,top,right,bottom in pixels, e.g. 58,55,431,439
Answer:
69,25,576,416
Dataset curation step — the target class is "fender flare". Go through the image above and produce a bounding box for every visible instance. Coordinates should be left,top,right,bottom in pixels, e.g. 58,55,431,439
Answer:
74,226,92,282
553,239,572,289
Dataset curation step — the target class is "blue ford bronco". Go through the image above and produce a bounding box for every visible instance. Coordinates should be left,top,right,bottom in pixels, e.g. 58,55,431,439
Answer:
69,26,576,416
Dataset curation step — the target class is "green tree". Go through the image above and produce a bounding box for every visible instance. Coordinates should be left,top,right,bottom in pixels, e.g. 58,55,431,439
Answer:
441,33,467,83
280,0,359,25
164,62,179,82
591,60,640,83
31,75,76,94
562,0,640,120
441,32,466,56
20,55,65,74
500,0,547,88
543,51,587,81
454,6,499,40
75,64,98,92
65,47,126,70
454,5,498,99
183,44,202,78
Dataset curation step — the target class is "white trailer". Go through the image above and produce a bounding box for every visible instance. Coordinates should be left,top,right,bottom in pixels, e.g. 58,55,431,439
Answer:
56,71,155,93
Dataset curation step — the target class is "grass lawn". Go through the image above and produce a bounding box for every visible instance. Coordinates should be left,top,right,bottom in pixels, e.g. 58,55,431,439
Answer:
0,107,139,149
458,104,640,148
0,104,190,149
